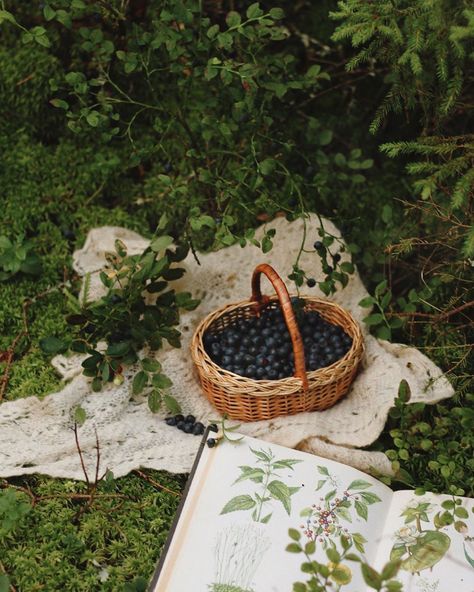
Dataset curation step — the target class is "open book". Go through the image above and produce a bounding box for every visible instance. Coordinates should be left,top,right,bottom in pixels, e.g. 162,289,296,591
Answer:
149,432,474,592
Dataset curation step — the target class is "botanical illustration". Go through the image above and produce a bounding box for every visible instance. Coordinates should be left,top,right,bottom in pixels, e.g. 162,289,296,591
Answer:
389,497,473,574
209,523,271,592
220,447,301,523
298,465,382,554
416,577,440,592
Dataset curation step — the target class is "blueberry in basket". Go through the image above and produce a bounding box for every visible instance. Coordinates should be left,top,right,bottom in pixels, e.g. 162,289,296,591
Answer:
202,301,353,379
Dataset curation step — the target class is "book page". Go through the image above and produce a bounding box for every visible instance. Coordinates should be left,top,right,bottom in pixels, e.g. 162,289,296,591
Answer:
374,491,474,592
152,434,394,592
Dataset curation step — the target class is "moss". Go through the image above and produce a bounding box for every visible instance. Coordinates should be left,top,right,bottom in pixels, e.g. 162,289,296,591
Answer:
0,472,185,591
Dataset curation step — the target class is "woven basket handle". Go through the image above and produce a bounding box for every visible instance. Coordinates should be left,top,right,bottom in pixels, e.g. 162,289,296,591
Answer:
251,264,308,390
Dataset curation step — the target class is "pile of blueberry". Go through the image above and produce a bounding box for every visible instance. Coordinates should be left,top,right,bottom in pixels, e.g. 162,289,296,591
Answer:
203,299,352,379
165,414,206,435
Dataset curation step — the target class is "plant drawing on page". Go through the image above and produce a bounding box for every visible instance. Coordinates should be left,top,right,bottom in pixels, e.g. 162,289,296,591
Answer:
220,447,301,523
390,496,474,574
209,523,271,592
299,466,382,553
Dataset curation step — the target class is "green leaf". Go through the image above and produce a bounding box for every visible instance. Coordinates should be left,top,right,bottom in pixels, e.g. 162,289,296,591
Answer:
91,377,102,392
304,540,316,554
226,11,241,28
207,24,219,38
234,468,265,484
454,506,469,519
151,374,173,389
246,3,263,19
348,479,372,491
381,560,400,580
39,336,68,354
286,542,302,553
148,390,162,413
0,10,16,24
50,98,69,110
326,548,341,563
268,480,292,514
319,129,333,146
150,235,173,252
288,528,301,541
269,7,284,19
363,313,384,326
249,447,272,462
163,394,181,414
106,342,131,357
315,479,326,491
317,465,329,475
221,494,256,515
360,492,382,504
86,111,100,127
355,501,368,520
398,379,411,403
141,358,161,373
132,371,148,395
74,406,87,426
43,5,56,20
376,326,391,340
361,563,382,590
352,532,368,553
262,235,273,253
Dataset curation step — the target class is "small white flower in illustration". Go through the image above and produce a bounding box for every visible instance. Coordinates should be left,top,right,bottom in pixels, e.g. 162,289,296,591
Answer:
394,525,420,546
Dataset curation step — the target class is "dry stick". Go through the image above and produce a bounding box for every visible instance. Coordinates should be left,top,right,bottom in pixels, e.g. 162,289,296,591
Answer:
391,300,474,321
133,469,181,497
0,332,25,402
73,423,91,488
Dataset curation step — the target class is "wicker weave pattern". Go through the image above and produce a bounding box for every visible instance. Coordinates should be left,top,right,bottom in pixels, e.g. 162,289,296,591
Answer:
191,266,364,421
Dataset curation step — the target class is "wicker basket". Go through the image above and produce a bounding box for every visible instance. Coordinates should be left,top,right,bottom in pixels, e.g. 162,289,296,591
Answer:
191,263,364,421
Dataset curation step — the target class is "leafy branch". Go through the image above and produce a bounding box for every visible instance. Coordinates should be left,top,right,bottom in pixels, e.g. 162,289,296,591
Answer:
40,223,199,414
221,447,301,523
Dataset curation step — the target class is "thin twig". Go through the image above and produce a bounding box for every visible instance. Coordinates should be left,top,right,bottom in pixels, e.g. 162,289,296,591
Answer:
15,73,34,86
391,300,474,321
73,423,90,487
0,332,26,402
133,469,181,497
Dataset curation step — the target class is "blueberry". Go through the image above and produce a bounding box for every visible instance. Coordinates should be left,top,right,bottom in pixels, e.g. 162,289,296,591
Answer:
306,278,316,288
183,422,194,433
256,366,266,378
208,423,218,432
174,414,184,422
246,364,257,378
207,438,217,448
333,253,341,263
325,265,333,274
313,241,324,251
177,420,186,430
185,414,196,424
165,416,177,426
267,368,278,379
221,355,233,366
193,422,205,435
110,294,122,304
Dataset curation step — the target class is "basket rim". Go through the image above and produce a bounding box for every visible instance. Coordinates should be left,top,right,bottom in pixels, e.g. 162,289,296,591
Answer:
191,295,364,390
